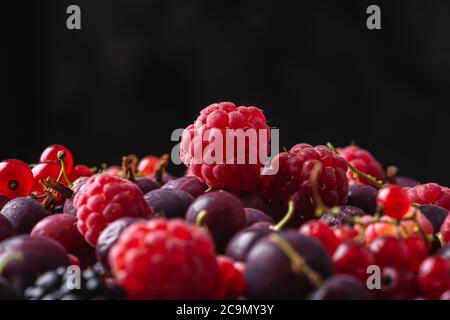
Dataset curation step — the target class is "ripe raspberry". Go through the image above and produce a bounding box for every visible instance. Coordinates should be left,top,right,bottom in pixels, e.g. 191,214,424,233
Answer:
337,145,385,185
263,144,348,218
406,183,450,210
110,219,221,299
441,213,450,245
74,174,153,246
180,102,270,191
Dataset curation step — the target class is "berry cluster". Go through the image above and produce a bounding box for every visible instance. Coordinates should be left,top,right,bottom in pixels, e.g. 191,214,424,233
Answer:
0,103,449,300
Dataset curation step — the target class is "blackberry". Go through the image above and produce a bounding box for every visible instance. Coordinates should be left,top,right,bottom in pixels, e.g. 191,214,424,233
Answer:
24,266,125,300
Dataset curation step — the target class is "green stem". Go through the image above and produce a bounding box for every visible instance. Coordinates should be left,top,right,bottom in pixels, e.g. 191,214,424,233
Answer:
270,201,295,231
195,210,208,227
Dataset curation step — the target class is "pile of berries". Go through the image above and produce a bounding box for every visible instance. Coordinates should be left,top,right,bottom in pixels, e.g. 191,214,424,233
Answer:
0,102,449,300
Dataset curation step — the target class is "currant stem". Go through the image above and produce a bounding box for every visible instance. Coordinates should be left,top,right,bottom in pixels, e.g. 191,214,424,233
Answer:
326,142,384,189
271,200,296,231
195,210,208,227
57,151,73,187
121,154,139,181
154,154,169,183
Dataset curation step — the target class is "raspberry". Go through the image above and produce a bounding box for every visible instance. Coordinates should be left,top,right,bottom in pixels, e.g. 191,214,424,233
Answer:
337,145,385,185
110,219,221,299
74,174,154,246
180,102,270,191
441,213,450,245
215,256,246,299
406,183,450,210
263,144,348,217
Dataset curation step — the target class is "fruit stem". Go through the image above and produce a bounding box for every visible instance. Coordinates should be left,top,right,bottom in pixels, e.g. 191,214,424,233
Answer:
310,162,330,217
0,252,24,275
270,200,295,231
121,154,139,181
57,151,73,187
268,233,322,288
41,177,74,199
154,154,169,184
326,142,384,189
195,210,208,227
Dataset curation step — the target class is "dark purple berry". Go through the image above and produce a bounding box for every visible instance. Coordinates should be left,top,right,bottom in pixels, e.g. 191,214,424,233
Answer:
347,184,377,214
0,197,50,234
144,188,194,219
308,275,373,300
162,176,207,198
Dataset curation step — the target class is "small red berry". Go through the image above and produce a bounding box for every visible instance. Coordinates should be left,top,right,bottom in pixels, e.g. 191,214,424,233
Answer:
333,226,359,243
216,256,246,299
138,156,159,176
369,236,408,270
31,162,67,194
405,236,429,273
299,220,340,256
377,185,410,219
69,165,93,182
418,256,450,299
40,144,74,174
333,242,375,283
0,159,33,199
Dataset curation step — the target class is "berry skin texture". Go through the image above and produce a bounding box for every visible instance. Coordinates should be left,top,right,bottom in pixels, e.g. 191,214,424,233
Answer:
215,256,246,299
406,183,450,211
180,102,270,192
74,174,154,246
333,242,375,284
40,144,74,174
0,159,34,199
369,237,408,270
377,185,410,219
0,197,50,234
418,256,450,299
337,145,385,185
263,144,348,217
110,219,221,300
138,156,159,176
440,213,450,245
299,220,340,256
69,165,93,182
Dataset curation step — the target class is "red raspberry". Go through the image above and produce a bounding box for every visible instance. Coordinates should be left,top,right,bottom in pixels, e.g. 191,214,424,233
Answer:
337,145,385,185
263,144,348,217
441,213,450,245
110,219,221,299
215,256,246,299
180,102,270,191
406,183,450,210
74,174,153,246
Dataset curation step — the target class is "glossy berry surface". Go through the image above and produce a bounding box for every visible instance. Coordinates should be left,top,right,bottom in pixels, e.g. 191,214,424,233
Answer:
419,204,448,234
245,231,334,299
215,256,246,299
347,184,378,214
406,183,450,210
244,208,274,227
180,102,270,192
0,197,50,234
377,267,419,300
333,242,375,283
25,267,125,300
40,144,74,174
377,185,410,219
137,155,159,176
0,159,34,199
369,236,408,270
337,145,385,185
74,174,154,246
333,226,358,243
308,275,373,300
0,214,15,242
225,228,272,262
162,176,208,198
0,235,70,292
299,220,340,256
144,188,194,219
96,217,143,272
31,214,95,268
31,162,66,194
186,190,246,250
441,213,450,245
69,164,93,182
110,219,221,299
132,177,160,194
418,256,450,299
405,236,429,273
263,144,348,217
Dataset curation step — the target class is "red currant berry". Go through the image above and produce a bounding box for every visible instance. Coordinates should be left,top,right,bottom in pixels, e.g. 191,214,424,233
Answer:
377,185,410,219
299,220,340,256
333,242,375,283
69,164,93,182
31,162,67,193
333,226,359,243
138,155,159,176
405,236,429,273
40,144,74,174
369,236,408,270
418,256,450,299
0,159,33,199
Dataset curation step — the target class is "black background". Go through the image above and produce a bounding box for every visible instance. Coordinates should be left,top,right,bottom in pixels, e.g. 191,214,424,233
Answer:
4,1,450,185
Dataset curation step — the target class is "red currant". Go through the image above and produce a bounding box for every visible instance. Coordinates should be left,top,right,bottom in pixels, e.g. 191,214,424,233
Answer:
333,226,359,243
369,236,408,270
31,162,67,193
377,185,410,219
418,256,450,299
299,220,340,256
0,159,33,199
333,242,375,283
138,155,159,176
40,144,74,174
378,267,420,300
405,236,429,273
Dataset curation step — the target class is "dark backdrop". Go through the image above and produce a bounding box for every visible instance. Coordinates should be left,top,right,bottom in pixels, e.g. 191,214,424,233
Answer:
4,0,450,185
